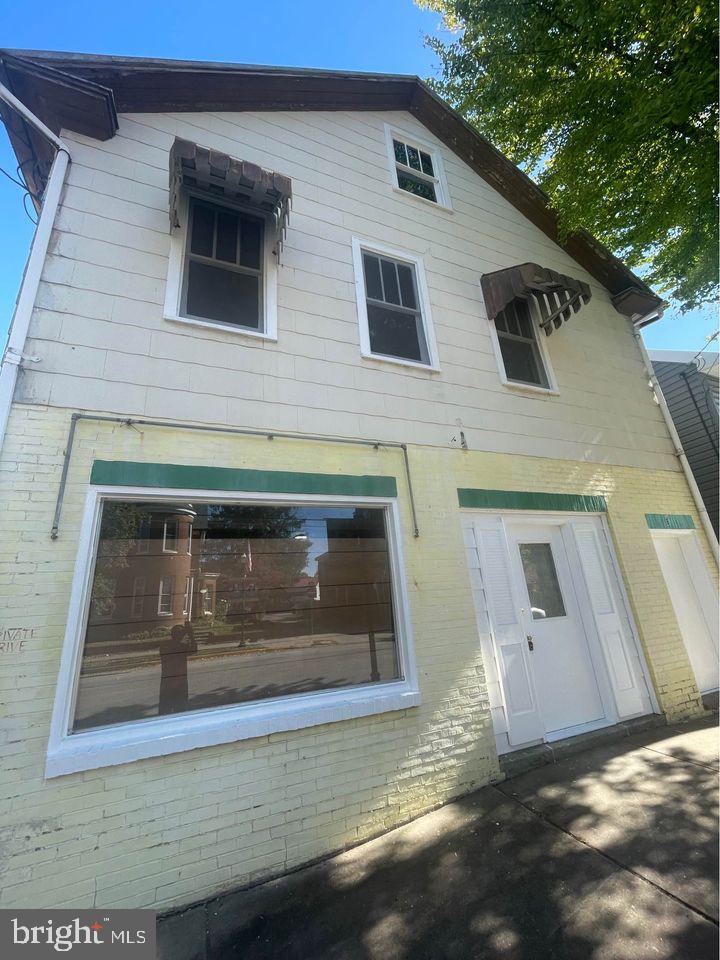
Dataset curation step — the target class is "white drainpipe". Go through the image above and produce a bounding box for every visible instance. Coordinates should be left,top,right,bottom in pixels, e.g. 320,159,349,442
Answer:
634,310,719,563
0,82,71,453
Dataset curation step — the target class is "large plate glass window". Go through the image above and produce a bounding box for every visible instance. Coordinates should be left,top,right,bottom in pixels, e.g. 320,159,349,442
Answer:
495,299,550,388
360,251,431,365
181,196,265,331
71,501,402,732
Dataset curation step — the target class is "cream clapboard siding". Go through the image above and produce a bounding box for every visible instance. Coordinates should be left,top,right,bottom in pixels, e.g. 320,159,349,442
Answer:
18,108,676,469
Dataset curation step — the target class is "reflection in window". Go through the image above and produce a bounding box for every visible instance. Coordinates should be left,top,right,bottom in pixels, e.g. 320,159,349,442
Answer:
72,501,401,731
519,542,566,619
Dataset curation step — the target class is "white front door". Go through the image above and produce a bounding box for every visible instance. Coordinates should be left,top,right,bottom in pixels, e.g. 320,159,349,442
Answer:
464,513,653,751
506,522,605,735
652,532,719,694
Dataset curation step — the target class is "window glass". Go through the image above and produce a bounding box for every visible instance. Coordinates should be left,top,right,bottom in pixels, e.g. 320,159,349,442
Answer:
420,152,434,177
391,135,440,204
362,252,430,364
215,209,239,263
183,197,264,330
72,502,401,732
519,543,566,619
189,202,214,258
381,259,401,305
363,254,384,301
498,337,546,387
186,261,260,329
495,300,549,388
396,170,436,203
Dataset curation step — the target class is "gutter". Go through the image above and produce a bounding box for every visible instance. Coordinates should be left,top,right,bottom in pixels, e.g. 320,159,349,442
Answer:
0,82,70,453
633,311,719,562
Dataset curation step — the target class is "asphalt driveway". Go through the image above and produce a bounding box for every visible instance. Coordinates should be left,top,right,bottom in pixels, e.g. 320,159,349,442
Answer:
159,717,719,960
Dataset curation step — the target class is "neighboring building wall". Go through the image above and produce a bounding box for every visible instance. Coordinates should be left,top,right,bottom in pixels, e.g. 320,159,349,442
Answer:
651,356,719,535
19,109,677,470
0,403,709,911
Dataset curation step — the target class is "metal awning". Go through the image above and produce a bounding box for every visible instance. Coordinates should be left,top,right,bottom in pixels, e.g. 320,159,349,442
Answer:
481,262,592,335
169,138,292,252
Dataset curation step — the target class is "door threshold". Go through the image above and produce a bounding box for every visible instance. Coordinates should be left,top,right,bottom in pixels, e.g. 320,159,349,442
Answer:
701,690,719,713
499,713,665,781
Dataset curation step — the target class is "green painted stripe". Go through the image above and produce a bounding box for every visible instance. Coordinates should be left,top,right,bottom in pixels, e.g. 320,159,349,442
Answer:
645,513,695,530
90,460,397,498
457,488,607,513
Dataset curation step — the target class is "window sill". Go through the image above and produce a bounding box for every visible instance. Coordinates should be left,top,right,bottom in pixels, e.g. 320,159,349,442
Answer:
391,185,453,213
361,350,441,373
164,313,278,342
501,379,560,397
45,682,421,778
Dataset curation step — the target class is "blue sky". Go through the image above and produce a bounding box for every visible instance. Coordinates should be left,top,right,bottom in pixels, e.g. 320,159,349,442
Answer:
0,0,715,352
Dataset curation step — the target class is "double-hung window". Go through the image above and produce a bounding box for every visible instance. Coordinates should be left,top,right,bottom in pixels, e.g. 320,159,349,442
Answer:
385,125,450,208
179,195,265,333
352,240,439,369
493,299,553,390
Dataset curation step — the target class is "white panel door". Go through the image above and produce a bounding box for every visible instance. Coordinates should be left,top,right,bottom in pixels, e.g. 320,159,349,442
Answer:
653,532,719,693
506,522,606,735
567,521,652,719
469,516,545,745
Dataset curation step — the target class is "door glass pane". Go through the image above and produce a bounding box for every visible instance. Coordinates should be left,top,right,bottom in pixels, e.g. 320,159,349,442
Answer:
519,542,566,619
72,502,401,732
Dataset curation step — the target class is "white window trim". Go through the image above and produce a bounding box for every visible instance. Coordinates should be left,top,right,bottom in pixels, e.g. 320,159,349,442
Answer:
481,282,560,395
384,123,452,211
162,519,179,554
182,576,194,617
351,237,441,372
46,486,420,778
163,189,278,341
157,575,175,616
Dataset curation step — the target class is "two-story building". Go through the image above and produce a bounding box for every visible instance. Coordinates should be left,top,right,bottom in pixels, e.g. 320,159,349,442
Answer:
0,50,717,913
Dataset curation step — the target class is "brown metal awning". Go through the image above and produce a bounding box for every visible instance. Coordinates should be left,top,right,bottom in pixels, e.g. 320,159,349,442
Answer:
481,262,592,336
169,138,292,252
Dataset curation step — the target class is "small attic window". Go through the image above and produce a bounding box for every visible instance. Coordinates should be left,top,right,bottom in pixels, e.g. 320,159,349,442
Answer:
384,125,451,209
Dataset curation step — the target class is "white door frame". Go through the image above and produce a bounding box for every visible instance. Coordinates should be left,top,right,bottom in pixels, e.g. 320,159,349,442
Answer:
650,527,719,693
462,509,658,754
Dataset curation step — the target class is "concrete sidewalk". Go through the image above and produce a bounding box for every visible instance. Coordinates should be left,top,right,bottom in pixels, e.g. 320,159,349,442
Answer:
159,717,719,960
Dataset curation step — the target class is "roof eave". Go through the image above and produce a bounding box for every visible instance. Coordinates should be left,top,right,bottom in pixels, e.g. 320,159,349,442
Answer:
0,49,662,320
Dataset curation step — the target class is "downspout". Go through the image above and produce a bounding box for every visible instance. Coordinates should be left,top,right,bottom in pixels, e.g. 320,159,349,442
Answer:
0,82,71,453
633,310,719,562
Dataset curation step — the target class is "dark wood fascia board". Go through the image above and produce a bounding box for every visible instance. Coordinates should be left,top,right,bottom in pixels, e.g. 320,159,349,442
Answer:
0,54,117,140
0,49,662,316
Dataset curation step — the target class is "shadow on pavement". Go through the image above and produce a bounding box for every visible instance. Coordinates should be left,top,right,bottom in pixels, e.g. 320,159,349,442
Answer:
159,718,719,960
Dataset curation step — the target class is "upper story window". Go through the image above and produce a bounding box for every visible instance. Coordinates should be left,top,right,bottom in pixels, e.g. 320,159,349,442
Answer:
384,125,451,209
492,299,555,391
352,239,440,371
182,196,265,332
